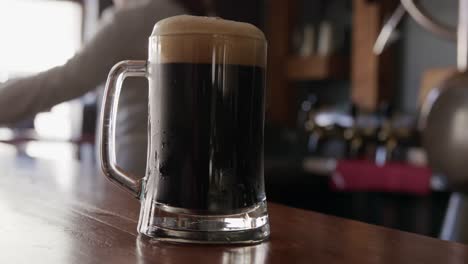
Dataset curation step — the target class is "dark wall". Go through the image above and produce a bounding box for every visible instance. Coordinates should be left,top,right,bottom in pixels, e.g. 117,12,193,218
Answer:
98,0,263,28
398,0,457,113
215,0,264,28
99,0,113,13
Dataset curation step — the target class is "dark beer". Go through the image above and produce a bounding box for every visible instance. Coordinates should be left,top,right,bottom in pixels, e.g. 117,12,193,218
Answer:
148,62,265,213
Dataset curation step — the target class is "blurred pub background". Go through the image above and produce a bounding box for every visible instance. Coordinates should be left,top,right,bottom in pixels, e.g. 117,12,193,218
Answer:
0,0,462,239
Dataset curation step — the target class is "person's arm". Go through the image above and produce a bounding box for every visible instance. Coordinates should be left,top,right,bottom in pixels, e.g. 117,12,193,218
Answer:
0,7,145,125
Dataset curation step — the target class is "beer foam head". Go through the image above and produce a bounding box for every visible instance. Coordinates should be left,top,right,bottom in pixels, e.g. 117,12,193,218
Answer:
149,15,267,67
152,15,265,40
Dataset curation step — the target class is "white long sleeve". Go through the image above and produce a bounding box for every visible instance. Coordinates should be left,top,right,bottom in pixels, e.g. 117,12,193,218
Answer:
0,0,184,125
0,0,186,176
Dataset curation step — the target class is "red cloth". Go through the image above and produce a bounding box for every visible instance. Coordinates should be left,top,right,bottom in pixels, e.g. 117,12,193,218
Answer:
330,160,431,195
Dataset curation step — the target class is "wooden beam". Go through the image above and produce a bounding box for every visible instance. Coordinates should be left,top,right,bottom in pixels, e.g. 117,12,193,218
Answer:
266,0,296,125
351,0,397,111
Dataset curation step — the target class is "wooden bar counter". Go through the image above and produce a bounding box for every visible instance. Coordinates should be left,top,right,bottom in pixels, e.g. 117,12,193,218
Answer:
0,142,467,263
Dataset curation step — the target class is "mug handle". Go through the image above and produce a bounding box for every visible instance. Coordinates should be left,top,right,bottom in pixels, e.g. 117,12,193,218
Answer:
100,60,148,199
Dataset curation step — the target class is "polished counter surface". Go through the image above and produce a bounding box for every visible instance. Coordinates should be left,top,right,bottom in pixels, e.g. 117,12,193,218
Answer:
0,142,467,263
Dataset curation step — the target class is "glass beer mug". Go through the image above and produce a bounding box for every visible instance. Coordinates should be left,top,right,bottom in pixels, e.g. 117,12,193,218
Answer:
99,15,270,244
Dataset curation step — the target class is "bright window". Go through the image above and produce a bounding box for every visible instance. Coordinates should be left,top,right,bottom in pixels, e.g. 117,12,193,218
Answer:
0,0,83,141
0,0,82,78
